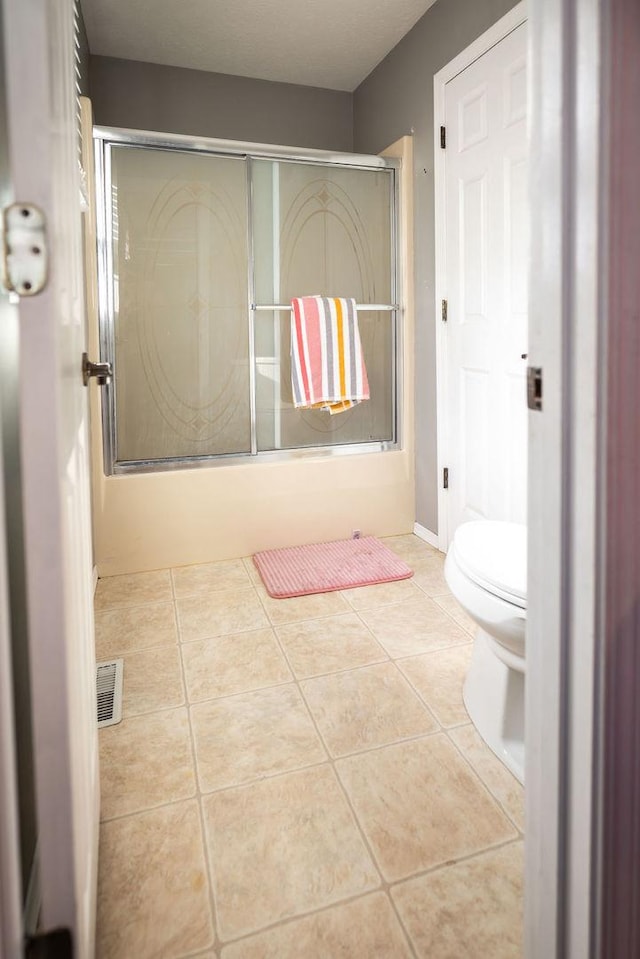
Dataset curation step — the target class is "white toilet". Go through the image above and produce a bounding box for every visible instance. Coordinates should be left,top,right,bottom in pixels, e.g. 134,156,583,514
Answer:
444,520,527,783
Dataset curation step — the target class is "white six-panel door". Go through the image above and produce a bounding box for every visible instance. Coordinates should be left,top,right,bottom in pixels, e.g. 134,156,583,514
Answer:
440,22,528,546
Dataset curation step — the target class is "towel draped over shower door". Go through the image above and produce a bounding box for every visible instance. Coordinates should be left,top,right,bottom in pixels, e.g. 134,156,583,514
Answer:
290,296,370,415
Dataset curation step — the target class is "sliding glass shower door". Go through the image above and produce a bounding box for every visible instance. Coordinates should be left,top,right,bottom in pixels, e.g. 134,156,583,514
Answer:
96,132,398,473
108,146,251,461
252,159,395,451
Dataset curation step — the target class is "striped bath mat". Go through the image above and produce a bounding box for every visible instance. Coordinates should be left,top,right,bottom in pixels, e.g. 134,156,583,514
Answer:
253,536,413,599
291,296,370,414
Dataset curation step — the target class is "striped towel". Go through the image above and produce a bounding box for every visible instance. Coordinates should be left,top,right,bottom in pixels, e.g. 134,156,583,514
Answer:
290,296,370,415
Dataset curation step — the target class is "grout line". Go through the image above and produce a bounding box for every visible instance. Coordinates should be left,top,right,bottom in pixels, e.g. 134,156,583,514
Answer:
177,593,221,956
389,834,525,890
95,597,175,613
445,726,525,837
215,888,418,956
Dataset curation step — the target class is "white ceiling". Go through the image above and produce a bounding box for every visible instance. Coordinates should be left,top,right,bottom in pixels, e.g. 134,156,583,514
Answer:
80,0,438,92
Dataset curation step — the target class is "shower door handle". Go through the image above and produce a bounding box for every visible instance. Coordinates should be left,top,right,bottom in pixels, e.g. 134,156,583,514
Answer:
82,352,112,387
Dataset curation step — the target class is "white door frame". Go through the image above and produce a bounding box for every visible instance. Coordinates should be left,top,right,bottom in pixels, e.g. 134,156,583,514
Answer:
0,425,22,959
527,0,604,955
1,0,99,953
435,1,604,956
433,1,528,552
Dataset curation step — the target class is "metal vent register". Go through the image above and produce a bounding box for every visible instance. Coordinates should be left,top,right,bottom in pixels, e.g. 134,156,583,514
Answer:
96,660,124,728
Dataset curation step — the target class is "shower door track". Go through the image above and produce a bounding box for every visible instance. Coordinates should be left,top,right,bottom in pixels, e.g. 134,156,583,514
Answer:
93,127,402,476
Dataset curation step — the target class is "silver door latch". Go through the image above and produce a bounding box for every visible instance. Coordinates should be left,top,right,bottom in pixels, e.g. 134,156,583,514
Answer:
82,352,112,387
1,203,48,296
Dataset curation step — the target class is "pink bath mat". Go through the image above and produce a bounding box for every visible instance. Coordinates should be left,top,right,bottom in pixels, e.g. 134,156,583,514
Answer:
253,536,413,599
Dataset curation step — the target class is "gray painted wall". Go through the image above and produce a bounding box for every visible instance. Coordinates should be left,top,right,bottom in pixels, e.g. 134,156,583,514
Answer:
90,56,354,151
354,0,519,534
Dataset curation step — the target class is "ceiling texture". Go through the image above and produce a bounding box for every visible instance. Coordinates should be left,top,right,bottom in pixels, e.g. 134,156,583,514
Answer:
80,0,438,92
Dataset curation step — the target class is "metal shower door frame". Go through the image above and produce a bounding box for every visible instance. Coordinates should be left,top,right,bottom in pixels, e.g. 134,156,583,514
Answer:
93,127,401,475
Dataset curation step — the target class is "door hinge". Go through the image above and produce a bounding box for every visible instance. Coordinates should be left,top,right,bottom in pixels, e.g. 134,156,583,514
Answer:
526,366,543,411
443,467,449,489
1,203,48,296
25,928,72,959
440,126,446,149
441,299,448,322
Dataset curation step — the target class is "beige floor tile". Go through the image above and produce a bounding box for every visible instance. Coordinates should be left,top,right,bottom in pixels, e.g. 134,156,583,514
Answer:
190,685,326,792
341,577,424,610
242,556,263,584
181,628,291,703
391,842,524,958
95,602,178,659
431,592,477,634
122,645,184,717
336,735,517,881
450,725,525,831
275,613,387,679
202,765,380,941
95,570,173,610
221,892,412,959
257,585,349,625
301,662,437,757
411,559,449,597
176,587,268,642
99,708,195,820
172,559,251,598
398,645,473,727
96,799,214,959
359,599,469,659
382,535,441,564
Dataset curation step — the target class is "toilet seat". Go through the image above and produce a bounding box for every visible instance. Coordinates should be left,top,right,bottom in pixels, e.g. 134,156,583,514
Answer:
451,521,527,609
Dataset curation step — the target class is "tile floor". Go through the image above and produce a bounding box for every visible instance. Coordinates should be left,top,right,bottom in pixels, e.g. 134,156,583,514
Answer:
94,535,524,959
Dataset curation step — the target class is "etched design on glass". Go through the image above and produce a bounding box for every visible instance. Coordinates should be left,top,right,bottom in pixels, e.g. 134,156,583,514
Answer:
112,149,250,461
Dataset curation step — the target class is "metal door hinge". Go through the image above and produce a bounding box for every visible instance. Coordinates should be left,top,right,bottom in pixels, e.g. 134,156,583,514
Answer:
82,352,112,387
1,203,48,296
440,126,446,149
441,299,448,322
527,366,543,411
25,928,72,958
443,467,449,489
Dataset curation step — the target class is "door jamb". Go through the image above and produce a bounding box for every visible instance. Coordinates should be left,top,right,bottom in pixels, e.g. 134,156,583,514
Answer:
433,0,528,551
0,423,22,959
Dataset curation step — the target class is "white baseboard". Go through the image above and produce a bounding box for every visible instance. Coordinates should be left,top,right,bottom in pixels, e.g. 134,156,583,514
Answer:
413,523,443,551
92,565,98,596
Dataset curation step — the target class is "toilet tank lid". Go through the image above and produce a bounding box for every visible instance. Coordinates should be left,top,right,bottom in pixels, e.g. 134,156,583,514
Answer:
452,521,527,604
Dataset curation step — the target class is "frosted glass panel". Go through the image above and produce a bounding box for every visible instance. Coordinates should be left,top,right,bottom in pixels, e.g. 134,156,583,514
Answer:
253,160,393,305
252,159,395,451
255,311,393,451
110,146,250,461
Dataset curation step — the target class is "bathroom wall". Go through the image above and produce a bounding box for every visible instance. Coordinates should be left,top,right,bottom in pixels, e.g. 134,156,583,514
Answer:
353,0,519,536
89,56,354,152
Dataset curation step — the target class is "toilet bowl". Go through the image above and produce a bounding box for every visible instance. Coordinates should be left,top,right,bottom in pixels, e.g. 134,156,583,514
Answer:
444,520,527,783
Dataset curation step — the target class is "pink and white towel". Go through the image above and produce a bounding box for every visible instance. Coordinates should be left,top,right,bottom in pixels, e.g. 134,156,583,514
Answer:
290,296,370,415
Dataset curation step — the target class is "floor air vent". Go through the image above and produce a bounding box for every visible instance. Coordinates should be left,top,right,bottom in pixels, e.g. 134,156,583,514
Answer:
96,659,124,728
